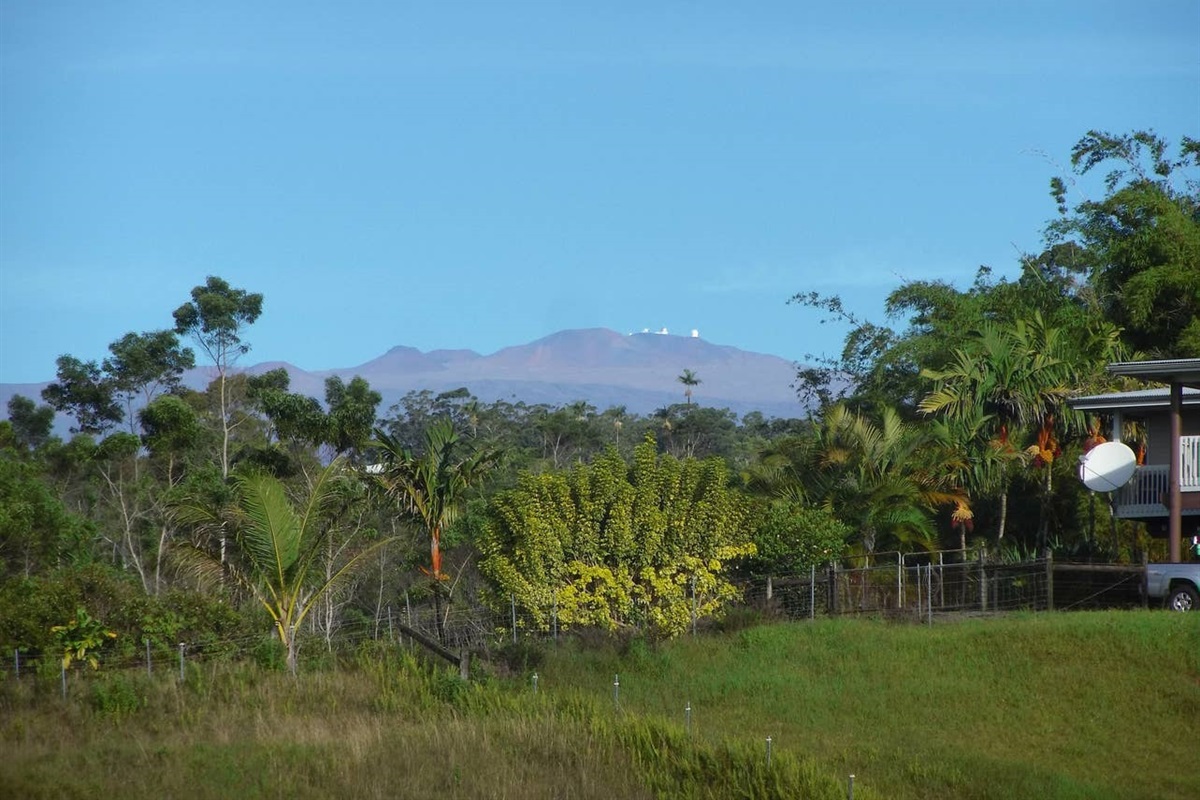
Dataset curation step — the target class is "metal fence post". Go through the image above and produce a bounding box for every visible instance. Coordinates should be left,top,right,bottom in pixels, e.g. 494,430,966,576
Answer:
613,674,620,709
146,639,152,676
810,564,816,619
685,701,692,737
927,563,933,626
1045,551,1055,612
61,661,67,700
511,595,517,645
897,555,903,609
848,773,855,800
765,735,773,767
978,549,988,612
552,595,558,643
14,648,19,681
178,643,185,682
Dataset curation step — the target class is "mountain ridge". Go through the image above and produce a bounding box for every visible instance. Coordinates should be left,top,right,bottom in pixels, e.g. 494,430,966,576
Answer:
1,328,809,427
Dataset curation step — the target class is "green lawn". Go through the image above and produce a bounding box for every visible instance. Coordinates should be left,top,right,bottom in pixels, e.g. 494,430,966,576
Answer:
1,611,1196,799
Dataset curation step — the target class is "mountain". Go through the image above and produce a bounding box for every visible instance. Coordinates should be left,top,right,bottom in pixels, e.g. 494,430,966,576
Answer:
1,329,809,430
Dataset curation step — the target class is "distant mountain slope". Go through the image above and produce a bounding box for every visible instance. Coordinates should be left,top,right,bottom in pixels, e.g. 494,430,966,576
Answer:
0,329,809,429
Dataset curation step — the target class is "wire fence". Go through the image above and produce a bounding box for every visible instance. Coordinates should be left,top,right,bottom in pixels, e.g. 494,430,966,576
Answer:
1,553,1151,688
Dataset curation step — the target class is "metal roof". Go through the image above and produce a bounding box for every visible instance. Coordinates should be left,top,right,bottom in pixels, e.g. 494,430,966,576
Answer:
1107,359,1200,389
1070,386,1200,412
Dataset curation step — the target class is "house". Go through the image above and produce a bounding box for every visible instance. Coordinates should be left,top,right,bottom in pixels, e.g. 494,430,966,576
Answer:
1069,359,1200,563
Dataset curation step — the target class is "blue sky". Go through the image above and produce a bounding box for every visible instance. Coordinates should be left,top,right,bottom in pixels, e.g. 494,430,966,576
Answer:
1,1,1197,384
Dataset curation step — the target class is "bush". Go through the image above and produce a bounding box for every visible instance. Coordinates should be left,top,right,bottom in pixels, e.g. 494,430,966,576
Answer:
90,673,145,715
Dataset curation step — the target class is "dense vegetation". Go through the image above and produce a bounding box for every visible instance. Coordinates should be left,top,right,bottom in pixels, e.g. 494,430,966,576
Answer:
0,129,1197,796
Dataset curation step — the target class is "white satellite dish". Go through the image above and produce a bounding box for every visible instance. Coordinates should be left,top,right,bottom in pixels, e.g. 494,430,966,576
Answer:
1077,441,1137,492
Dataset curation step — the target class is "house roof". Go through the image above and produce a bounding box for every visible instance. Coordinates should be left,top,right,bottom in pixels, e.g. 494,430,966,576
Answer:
1070,387,1200,412
1107,359,1200,389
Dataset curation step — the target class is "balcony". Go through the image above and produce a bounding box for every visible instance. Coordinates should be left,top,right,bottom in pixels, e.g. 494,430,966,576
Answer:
1113,435,1200,518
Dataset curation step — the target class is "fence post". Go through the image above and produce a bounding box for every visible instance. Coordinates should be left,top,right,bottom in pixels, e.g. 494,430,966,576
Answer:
459,648,470,681
532,672,539,694
14,648,19,681
916,560,922,616
978,549,988,612
897,555,903,609
927,563,933,626
810,564,816,619
848,773,855,800
827,563,839,615
146,639,152,676
552,596,558,643
613,674,620,709
766,574,773,602
178,643,185,682
765,736,773,768
61,661,67,700
685,700,692,737
388,605,394,643
1045,551,1055,612
511,595,517,645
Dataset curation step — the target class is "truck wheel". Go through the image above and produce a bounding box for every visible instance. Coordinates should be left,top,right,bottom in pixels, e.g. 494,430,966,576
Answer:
1166,584,1200,612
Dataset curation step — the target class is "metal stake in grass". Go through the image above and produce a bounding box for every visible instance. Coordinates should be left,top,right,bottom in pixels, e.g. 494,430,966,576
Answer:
765,735,773,767
685,701,692,737
613,674,620,709
848,773,855,799
532,672,538,693
178,642,185,682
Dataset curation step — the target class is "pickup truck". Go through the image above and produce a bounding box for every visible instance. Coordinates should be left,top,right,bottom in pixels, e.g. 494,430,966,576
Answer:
1145,563,1200,611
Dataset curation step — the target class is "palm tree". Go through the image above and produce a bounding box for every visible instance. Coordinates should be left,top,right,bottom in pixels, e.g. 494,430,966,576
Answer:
171,460,393,675
678,369,701,406
751,406,964,563
919,315,1076,546
372,419,501,639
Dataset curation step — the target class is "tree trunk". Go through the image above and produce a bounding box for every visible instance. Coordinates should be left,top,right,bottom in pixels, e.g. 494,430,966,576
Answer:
997,491,1008,543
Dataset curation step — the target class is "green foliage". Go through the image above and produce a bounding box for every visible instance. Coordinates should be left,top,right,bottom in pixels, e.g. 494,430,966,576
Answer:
171,460,395,673
480,436,755,637
49,607,117,669
0,455,92,578
89,672,147,715
5,395,55,452
1047,129,1199,357
41,355,123,435
747,502,849,575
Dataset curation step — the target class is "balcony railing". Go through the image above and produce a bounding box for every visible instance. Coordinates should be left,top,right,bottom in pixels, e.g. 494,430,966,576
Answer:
1113,435,1200,517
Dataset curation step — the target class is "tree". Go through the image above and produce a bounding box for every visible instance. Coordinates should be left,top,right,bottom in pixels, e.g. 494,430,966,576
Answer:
41,356,122,435
755,405,964,561
1047,130,1200,357
173,276,264,478
678,369,701,406
171,461,393,674
6,395,55,452
919,316,1081,547
372,419,501,639
479,436,754,637
103,330,195,431
324,376,381,461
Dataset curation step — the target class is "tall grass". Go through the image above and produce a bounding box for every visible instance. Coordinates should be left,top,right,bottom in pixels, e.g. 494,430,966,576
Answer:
2,612,1196,799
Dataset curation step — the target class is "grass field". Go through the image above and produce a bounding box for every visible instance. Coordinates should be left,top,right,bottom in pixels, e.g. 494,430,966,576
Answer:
1,611,1197,799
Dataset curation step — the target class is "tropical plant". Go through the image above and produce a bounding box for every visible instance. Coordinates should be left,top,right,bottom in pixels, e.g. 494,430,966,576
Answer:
479,436,754,637
372,419,501,640
677,369,701,406
171,460,393,674
50,607,117,670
